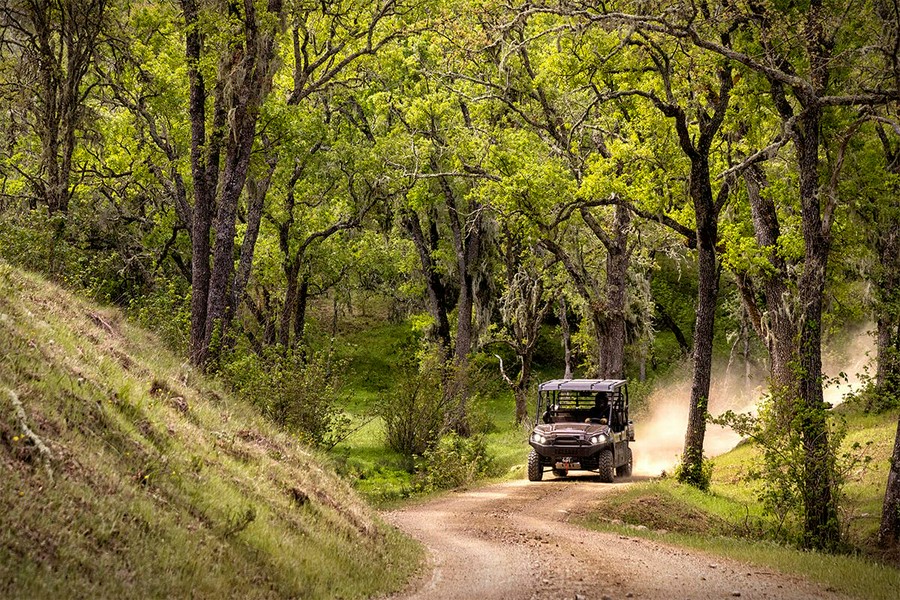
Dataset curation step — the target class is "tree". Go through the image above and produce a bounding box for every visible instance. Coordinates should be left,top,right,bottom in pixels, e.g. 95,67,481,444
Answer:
180,0,285,367
457,10,640,378
495,224,554,423
857,111,900,547
617,36,735,488
0,0,109,215
634,0,899,549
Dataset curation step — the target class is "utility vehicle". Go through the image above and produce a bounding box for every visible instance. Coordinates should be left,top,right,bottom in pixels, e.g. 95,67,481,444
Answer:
527,379,634,482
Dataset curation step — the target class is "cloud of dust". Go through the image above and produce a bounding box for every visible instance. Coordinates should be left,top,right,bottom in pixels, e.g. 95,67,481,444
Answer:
631,325,875,477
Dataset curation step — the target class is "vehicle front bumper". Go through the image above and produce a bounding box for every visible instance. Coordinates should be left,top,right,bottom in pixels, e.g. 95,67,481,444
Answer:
529,440,609,459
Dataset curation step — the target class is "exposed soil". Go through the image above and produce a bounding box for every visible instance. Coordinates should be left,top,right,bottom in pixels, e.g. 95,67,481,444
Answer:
383,475,846,600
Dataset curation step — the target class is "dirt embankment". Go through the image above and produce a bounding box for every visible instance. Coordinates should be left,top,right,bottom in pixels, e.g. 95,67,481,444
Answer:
384,477,844,600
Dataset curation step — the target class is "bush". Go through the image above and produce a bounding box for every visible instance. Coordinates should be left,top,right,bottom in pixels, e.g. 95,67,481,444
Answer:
222,348,350,449
414,432,494,492
674,453,714,492
128,279,191,354
376,347,493,457
712,392,869,548
376,357,449,457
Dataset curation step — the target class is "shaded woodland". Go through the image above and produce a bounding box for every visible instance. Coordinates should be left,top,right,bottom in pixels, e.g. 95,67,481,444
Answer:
2,0,900,551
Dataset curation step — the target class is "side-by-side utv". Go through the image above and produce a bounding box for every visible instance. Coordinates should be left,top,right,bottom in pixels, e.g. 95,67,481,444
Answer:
527,379,635,483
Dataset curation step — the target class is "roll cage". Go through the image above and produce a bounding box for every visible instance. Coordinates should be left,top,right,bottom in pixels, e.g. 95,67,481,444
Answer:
536,379,630,432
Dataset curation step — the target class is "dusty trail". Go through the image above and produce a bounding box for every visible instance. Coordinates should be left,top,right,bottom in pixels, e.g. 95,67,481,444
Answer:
383,476,845,600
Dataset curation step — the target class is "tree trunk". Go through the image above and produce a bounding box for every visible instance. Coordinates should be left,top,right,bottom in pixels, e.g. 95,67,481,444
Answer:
184,0,284,367
226,157,275,339
440,173,482,363
744,164,798,403
880,416,900,546
665,66,732,489
201,2,281,359
294,276,310,345
560,296,573,379
680,156,721,487
183,0,215,366
279,260,299,347
598,205,630,379
796,104,840,550
514,352,534,424
402,209,452,352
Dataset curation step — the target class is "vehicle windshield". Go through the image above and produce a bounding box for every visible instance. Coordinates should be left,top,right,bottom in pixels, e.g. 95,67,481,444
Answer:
538,389,628,431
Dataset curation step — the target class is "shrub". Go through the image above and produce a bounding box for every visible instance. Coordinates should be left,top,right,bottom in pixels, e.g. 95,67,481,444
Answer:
128,279,192,354
674,453,714,492
376,347,493,457
222,348,350,449
713,393,869,547
376,358,449,457
414,432,494,492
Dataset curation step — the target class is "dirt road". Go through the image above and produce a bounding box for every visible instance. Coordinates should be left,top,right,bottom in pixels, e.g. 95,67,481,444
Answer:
383,476,845,600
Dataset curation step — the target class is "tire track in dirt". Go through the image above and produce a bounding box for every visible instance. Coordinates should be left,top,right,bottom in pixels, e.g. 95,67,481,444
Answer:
383,476,847,600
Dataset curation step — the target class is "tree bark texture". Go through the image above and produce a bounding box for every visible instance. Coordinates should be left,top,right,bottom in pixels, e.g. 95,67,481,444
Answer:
1,0,108,214
873,123,900,397
227,156,276,338
403,209,452,353
183,0,284,366
666,65,732,487
560,296,573,379
743,164,798,401
681,156,720,485
437,171,484,364
880,416,900,546
793,92,839,548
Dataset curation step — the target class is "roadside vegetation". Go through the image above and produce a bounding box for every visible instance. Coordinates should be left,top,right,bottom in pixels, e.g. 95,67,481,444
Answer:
0,264,419,598
578,400,900,599
2,0,900,593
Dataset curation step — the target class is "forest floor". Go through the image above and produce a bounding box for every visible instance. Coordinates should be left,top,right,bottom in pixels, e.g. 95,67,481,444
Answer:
383,475,843,600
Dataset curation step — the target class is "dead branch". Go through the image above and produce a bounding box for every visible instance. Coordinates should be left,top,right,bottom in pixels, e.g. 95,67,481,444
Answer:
5,388,53,482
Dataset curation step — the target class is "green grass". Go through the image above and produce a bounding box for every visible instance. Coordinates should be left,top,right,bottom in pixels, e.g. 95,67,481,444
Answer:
0,263,421,598
582,500,900,600
323,317,536,503
578,406,900,600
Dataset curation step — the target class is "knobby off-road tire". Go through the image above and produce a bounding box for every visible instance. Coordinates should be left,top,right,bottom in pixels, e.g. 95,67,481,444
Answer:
598,449,615,483
527,449,543,481
616,447,633,477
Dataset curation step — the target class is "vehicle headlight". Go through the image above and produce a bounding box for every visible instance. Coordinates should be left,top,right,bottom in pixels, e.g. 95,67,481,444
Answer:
591,434,607,445
531,433,547,444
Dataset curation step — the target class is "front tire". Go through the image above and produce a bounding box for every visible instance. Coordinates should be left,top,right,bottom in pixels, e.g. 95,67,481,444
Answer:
527,449,543,481
616,447,633,477
598,449,614,483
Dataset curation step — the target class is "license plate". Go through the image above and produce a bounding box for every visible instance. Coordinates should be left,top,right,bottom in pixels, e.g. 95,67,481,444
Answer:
556,461,580,469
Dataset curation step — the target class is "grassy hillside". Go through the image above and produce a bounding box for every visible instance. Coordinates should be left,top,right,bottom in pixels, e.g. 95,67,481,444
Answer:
0,263,419,599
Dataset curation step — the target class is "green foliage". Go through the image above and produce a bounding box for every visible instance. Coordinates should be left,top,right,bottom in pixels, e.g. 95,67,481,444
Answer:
674,452,714,491
413,431,494,492
222,348,350,449
376,356,450,457
712,393,872,547
843,373,900,414
128,279,192,355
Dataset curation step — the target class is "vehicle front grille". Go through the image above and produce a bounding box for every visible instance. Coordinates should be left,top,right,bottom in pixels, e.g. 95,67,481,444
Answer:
553,436,582,446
